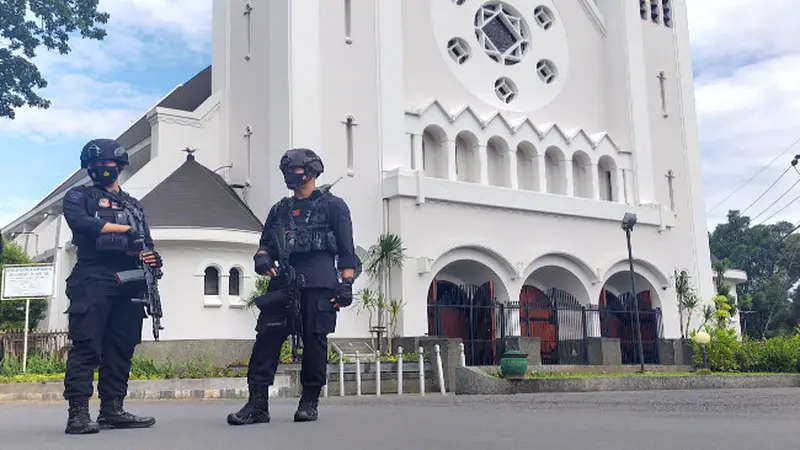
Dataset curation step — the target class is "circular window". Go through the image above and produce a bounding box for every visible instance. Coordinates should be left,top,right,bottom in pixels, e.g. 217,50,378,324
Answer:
536,59,558,84
533,5,555,30
447,37,472,65
474,2,531,66
431,0,569,112
494,77,518,103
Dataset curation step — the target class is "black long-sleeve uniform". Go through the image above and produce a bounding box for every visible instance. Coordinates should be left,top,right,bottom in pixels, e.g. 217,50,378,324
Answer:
246,189,357,389
61,186,151,401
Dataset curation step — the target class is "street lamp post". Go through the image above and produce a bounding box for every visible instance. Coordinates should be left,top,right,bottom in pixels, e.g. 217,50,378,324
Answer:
693,330,711,370
622,212,646,373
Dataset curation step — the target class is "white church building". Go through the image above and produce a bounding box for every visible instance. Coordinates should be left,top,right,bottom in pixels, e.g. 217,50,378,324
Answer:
2,0,722,363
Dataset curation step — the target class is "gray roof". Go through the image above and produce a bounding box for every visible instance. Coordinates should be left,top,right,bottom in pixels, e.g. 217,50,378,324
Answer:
31,65,214,212
138,152,263,233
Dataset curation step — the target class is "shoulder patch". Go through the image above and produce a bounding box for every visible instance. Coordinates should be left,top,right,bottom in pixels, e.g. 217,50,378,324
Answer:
65,189,84,202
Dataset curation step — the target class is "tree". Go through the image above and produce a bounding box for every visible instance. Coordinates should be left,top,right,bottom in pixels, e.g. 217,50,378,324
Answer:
750,272,792,338
1,0,110,119
708,209,799,337
0,238,48,329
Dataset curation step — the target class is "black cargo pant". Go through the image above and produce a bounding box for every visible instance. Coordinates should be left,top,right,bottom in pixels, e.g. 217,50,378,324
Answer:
247,288,336,388
63,267,145,401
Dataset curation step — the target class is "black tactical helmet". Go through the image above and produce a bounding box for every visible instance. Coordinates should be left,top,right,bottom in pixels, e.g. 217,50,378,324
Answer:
79,139,129,169
279,148,324,178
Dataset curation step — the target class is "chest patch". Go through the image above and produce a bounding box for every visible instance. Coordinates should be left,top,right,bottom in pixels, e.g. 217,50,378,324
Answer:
98,198,110,208
292,209,300,217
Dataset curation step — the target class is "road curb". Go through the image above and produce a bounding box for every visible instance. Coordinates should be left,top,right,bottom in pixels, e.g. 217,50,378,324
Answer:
455,366,800,395
0,375,295,402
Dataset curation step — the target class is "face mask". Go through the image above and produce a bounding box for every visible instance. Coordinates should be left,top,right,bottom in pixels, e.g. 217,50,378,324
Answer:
283,172,307,190
88,166,119,186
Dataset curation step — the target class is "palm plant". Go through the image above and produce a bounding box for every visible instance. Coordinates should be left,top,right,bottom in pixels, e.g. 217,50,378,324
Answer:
387,298,407,351
363,233,407,351
680,291,700,336
244,276,270,310
675,270,700,338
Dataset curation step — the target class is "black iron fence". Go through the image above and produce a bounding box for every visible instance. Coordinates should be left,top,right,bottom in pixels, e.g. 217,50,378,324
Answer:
427,286,664,366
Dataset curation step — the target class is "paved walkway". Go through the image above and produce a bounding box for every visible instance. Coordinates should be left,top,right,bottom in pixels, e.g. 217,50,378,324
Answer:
2,388,799,449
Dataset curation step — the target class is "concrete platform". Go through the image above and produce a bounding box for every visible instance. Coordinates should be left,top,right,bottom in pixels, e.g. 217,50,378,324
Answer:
455,365,800,395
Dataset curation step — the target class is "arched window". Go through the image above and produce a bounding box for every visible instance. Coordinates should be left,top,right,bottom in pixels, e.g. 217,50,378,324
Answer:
204,267,220,296
229,268,241,297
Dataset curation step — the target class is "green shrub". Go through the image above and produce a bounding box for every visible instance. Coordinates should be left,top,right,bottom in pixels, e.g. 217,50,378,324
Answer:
736,334,800,373
690,325,742,372
0,351,66,377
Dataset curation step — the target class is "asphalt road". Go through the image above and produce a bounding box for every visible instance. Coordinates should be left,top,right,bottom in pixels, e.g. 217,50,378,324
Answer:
2,388,799,450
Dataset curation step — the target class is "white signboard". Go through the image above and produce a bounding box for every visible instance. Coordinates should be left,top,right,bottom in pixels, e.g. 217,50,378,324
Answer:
1,264,55,300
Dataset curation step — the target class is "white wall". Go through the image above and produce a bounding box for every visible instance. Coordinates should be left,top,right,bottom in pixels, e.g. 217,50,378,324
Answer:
404,0,608,133
386,191,681,338
212,0,292,221
140,241,259,341
640,0,715,308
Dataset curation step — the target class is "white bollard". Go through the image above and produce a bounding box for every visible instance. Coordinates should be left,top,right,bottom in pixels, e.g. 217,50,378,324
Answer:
375,352,381,397
397,346,404,395
459,342,466,367
323,364,329,398
418,346,425,396
355,351,362,396
339,350,345,397
435,344,446,395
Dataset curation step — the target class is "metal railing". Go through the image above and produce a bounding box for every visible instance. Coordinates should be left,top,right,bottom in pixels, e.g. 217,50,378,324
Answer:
428,301,664,366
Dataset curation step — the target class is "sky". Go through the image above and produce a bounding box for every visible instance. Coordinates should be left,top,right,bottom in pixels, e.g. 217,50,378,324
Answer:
1,0,799,231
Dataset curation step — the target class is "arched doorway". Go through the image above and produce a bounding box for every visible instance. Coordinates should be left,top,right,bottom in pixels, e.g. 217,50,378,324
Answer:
520,263,591,364
599,271,663,365
518,286,586,364
426,260,504,366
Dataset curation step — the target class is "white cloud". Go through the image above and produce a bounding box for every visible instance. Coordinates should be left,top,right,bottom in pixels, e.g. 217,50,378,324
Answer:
0,74,162,141
686,0,800,229
100,0,212,47
32,0,212,74
0,0,212,142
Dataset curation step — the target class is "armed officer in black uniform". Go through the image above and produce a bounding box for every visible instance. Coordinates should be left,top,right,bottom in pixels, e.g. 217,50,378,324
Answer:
61,139,163,435
227,148,358,425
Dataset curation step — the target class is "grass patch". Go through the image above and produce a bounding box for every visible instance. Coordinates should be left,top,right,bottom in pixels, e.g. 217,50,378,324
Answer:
487,369,794,380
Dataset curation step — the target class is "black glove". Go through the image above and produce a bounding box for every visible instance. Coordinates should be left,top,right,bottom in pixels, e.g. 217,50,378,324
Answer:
151,251,163,269
140,250,163,269
254,253,273,276
336,277,354,308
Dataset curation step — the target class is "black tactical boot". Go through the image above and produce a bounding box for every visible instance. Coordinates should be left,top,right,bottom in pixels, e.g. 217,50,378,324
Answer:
227,385,271,425
96,396,156,429
65,399,100,435
293,385,322,422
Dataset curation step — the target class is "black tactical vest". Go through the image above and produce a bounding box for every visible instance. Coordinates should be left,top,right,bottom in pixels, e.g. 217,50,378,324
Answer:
273,192,338,255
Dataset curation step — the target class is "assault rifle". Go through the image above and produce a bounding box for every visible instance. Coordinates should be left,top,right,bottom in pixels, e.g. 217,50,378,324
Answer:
272,228,304,362
111,195,165,341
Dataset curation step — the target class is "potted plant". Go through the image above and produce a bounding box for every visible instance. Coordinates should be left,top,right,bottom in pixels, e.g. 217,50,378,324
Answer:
500,350,528,379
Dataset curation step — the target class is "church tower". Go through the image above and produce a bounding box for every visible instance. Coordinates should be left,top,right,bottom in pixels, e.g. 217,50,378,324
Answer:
211,0,713,338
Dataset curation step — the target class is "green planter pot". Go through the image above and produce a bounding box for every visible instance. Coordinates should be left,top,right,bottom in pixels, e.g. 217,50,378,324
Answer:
500,350,528,379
